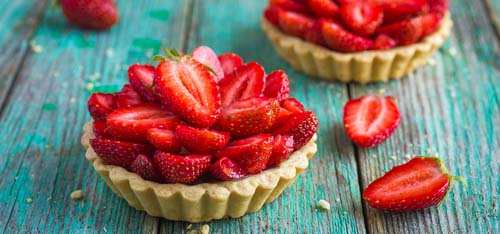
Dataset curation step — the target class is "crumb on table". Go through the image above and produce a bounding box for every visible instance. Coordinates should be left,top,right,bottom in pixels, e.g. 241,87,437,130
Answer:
200,224,209,234
317,199,330,210
70,190,84,200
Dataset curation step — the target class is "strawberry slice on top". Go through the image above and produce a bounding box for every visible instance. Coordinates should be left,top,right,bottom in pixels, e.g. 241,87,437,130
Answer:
128,64,158,103
307,0,339,19
210,157,246,181
191,46,225,82
218,62,266,107
87,93,117,121
263,70,290,101
340,2,383,37
274,111,318,150
90,137,155,170
116,84,143,108
147,128,182,153
175,124,230,154
278,9,315,38
320,19,374,52
218,53,244,76
372,0,429,24
153,152,212,184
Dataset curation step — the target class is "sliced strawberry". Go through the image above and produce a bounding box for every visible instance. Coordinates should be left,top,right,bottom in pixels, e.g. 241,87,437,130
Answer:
343,95,400,147
429,0,449,18
364,156,460,212
218,62,265,107
153,152,212,184
421,13,440,37
264,6,281,26
155,56,221,128
321,20,374,52
218,53,244,76
307,0,339,18
175,124,230,154
281,98,305,113
117,84,143,108
90,137,154,169
191,46,224,82
60,0,119,30
270,107,294,131
107,103,180,142
87,93,117,121
131,154,162,182
270,0,311,14
278,10,315,38
210,157,246,181
263,70,290,101
340,2,383,36
219,97,280,137
128,64,158,103
274,111,318,150
147,128,182,153
373,34,397,50
372,0,429,23
305,19,327,46
216,134,274,174
377,16,423,46
336,0,361,5
93,120,112,138
267,134,295,167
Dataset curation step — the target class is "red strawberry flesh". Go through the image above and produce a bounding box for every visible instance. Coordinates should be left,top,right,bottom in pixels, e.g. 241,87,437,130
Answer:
131,154,162,182
90,137,154,169
153,152,212,184
87,93,117,121
268,134,295,166
191,46,224,82
218,53,244,76
175,124,230,154
147,128,182,153
340,2,383,36
210,157,246,181
60,0,119,30
274,111,318,150
263,70,290,101
321,20,374,52
116,84,143,108
128,64,158,103
218,62,265,107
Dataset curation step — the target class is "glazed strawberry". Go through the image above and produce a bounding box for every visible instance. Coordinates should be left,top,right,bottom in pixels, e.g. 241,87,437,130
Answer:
87,93,117,121
219,97,280,137
363,157,460,212
90,137,154,169
270,98,305,131
60,0,119,30
107,103,180,142
131,154,162,182
175,124,230,154
153,152,212,184
216,134,274,174
218,53,244,76
128,64,158,103
210,157,246,181
278,10,315,38
268,135,295,166
373,34,397,50
274,111,318,150
429,0,449,18
343,95,400,147
307,0,339,19
321,20,373,52
264,6,281,26
340,2,383,36
191,46,224,82
270,0,311,14
116,84,143,108
92,120,112,138
421,13,440,37
271,107,293,131
263,70,290,101
147,128,182,153
305,19,327,46
218,62,265,107
372,0,429,23
281,98,305,113
377,16,423,46
155,49,221,128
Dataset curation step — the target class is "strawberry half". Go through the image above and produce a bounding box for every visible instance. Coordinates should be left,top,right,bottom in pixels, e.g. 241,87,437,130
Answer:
305,19,327,46
218,62,265,107
321,20,374,52
107,103,180,142
278,10,315,38
128,64,158,103
421,13,441,37
60,0,119,30
429,0,449,18
116,84,143,108
155,51,221,128
343,95,400,147
191,46,224,82
264,6,281,26
270,0,311,14
307,0,339,19
274,111,318,150
263,70,290,101
87,93,117,121
92,120,112,138
216,134,274,174
373,34,397,50
210,157,246,181
281,98,305,113
340,2,383,36
90,137,155,169
131,154,162,182
219,97,280,137
267,134,295,167
147,128,182,153
377,16,423,46
363,156,461,212
372,0,429,23
153,152,212,184
175,124,230,154
218,53,244,76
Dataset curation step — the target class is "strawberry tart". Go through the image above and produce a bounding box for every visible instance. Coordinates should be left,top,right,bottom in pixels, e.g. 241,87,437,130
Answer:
81,46,318,222
261,0,453,83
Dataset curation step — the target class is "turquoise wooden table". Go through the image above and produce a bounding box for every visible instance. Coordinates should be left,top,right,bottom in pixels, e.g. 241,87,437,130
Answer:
0,0,499,233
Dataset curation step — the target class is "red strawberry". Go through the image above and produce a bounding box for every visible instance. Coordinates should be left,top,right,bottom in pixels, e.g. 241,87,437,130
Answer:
218,53,244,76
128,64,158,103
274,111,318,150
373,34,397,50
321,20,374,52
210,157,246,181
219,97,280,137
267,134,295,166
218,62,265,107
175,124,230,154
264,6,281,26
377,16,423,46
107,103,180,142
263,70,290,101
131,154,162,182
153,152,212,184
216,134,274,174
429,0,449,18
340,2,383,36
92,120,112,138
147,128,182,153
90,137,154,169
87,93,117,121
363,156,461,212
191,46,224,82
278,10,315,38
372,0,429,23
343,95,400,147
155,52,221,128
421,13,440,37
116,84,143,108
60,0,119,30
270,107,293,131
281,98,305,113
270,0,311,14
305,19,327,46
307,0,339,18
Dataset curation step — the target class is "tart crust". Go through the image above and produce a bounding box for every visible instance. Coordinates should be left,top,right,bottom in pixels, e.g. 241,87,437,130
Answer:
81,122,317,222
261,12,453,83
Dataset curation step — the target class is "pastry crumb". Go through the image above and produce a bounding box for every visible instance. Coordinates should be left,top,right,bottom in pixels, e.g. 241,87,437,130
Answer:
448,47,457,56
186,224,192,230
200,224,209,234
26,197,33,203
86,82,94,91
29,40,43,53
317,199,330,210
105,48,115,57
70,190,84,200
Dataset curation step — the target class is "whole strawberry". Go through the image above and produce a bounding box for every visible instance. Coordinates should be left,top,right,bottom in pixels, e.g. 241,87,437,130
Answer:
60,0,119,30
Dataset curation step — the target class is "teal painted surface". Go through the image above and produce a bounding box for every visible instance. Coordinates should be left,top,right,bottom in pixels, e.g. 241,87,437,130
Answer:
0,0,498,234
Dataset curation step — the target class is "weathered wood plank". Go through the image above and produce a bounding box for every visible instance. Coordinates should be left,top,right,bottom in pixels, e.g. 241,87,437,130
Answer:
0,1,190,233
349,0,500,233
484,0,500,44
158,1,366,233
